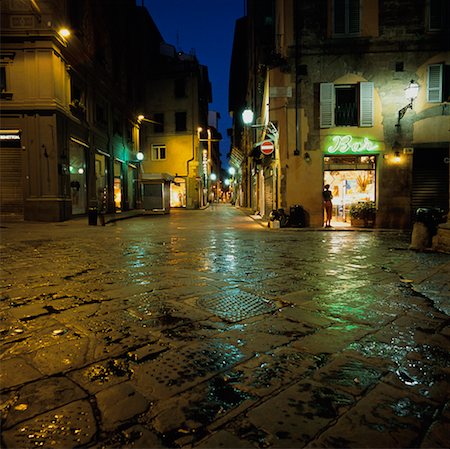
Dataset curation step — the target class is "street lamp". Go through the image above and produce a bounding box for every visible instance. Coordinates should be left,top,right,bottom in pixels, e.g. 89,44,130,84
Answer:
396,80,419,128
242,108,254,125
137,114,161,125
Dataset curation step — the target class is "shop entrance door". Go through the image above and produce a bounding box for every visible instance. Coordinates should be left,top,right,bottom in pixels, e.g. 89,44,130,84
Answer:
324,155,376,226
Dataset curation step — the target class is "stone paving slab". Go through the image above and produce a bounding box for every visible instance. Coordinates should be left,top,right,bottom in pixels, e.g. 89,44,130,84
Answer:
1,206,449,448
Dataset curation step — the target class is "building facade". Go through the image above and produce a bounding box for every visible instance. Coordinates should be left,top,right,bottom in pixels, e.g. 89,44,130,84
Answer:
138,46,214,210
0,0,158,222
230,0,449,232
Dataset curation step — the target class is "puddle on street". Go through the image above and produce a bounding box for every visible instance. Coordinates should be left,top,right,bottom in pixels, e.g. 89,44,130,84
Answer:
178,373,254,438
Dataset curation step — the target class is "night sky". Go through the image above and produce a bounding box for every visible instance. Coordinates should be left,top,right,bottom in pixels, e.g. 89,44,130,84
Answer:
143,0,245,169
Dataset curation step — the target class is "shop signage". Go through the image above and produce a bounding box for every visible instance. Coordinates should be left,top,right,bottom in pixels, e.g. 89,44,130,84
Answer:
325,135,380,155
261,140,274,156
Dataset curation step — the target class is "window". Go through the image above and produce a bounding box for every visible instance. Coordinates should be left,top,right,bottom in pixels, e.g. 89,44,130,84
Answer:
320,82,374,128
153,113,164,133
174,78,186,98
152,144,166,160
428,0,449,31
175,112,187,132
427,64,450,103
333,0,360,36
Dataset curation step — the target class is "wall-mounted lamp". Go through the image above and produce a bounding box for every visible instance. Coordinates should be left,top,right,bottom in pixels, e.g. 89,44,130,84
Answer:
396,80,419,128
242,108,254,125
137,115,161,125
304,152,311,163
136,152,144,161
393,151,401,163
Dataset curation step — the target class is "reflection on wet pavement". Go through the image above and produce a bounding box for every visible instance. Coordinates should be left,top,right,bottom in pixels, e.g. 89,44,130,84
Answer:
1,205,449,448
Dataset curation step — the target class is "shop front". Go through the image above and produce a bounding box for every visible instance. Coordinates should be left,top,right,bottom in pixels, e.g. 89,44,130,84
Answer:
69,138,88,216
170,177,186,208
323,135,381,226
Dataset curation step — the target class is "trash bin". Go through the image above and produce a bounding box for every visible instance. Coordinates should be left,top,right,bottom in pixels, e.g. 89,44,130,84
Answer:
289,205,305,227
415,207,446,234
88,207,98,226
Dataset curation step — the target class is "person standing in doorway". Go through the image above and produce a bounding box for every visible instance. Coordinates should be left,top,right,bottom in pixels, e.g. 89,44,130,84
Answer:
322,184,333,227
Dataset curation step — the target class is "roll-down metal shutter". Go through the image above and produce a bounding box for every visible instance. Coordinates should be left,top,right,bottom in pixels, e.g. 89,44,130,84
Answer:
412,147,449,212
0,147,24,219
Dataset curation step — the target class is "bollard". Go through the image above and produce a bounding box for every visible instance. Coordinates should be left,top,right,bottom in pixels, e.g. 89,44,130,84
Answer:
88,207,98,226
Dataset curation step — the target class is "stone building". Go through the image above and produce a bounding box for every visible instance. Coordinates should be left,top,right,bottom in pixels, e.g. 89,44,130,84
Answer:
138,46,214,211
0,0,159,221
229,0,449,231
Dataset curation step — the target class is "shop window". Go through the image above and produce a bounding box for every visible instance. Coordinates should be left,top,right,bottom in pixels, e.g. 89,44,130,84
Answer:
174,78,186,98
427,64,449,103
175,112,187,132
152,144,166,160
320,82,374,128
333,0,360,36
154,113,164,133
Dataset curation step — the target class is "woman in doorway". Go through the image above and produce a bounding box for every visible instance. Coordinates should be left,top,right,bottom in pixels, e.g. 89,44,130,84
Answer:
322,184,333,227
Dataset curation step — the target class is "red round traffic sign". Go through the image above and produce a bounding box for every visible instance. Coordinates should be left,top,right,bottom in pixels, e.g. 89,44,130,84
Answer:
261,140,274,155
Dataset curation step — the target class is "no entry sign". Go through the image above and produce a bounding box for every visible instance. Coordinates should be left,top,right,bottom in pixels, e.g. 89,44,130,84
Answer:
260,140,274,156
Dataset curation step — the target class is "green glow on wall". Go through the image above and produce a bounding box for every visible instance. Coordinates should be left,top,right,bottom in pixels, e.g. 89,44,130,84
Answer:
324,135,380,155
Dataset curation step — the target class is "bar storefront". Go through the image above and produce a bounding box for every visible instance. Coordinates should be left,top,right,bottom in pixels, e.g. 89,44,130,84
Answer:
322,135,383,226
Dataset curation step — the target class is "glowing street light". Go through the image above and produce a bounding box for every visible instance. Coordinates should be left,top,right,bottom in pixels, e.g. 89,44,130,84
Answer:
58,28,71,38
242,108,254,125
228,166,236,176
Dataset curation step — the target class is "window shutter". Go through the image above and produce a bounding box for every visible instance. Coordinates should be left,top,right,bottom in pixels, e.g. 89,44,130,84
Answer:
427,64,443,103
359,82,374,127
320,83,335,128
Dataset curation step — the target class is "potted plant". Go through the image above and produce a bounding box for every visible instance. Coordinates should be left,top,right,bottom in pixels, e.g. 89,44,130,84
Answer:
349,201,376,227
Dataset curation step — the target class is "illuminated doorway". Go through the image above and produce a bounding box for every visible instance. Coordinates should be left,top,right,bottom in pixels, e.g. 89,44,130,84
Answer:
114,160,122,211
170,177,186,208
324,155,376,226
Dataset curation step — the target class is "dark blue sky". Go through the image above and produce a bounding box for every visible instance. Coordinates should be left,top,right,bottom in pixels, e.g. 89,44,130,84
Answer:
143,0,245,168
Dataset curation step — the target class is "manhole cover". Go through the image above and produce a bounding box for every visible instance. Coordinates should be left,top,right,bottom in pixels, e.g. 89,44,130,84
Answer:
198,291,277,322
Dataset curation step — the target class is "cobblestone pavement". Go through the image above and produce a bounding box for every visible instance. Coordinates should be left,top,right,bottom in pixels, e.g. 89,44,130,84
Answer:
1,204,449,449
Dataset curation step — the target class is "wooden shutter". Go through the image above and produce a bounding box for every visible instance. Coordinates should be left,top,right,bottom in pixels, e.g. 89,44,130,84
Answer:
359,82,374,127
427,64,443,103
320,83,335,128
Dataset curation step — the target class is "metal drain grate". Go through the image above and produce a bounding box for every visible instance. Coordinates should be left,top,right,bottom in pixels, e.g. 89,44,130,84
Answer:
198,291,278,322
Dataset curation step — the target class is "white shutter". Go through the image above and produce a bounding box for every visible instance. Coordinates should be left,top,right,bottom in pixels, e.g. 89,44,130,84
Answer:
359,81,374,127
427,64,443,103
320,83,335,128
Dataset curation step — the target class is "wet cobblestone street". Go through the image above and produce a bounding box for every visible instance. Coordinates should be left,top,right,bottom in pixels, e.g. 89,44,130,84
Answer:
1,204,449,449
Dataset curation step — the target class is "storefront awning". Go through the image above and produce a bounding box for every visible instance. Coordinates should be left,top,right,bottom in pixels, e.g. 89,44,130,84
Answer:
142,173,174,182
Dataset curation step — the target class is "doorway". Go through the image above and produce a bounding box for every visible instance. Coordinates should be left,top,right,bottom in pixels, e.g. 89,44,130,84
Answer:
324,155,376,226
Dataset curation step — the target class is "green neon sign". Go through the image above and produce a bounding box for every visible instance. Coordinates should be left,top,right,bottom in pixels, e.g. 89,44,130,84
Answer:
325,135,380,155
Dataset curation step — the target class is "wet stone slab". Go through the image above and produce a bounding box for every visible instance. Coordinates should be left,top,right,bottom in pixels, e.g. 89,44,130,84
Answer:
245,379,355,447
2,376,86,429
307,381,438,448
1,399,96,448
131,340,246,400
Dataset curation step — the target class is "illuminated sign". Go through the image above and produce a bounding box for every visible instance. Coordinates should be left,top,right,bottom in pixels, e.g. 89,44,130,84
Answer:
325,135,380,155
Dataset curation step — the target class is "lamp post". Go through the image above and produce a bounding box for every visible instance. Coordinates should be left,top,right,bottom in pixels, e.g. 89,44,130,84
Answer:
241,108,280,213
